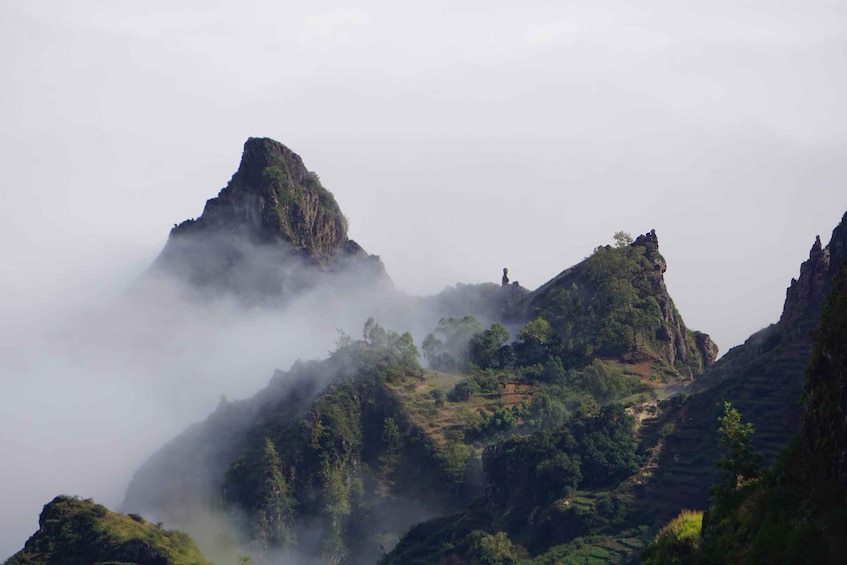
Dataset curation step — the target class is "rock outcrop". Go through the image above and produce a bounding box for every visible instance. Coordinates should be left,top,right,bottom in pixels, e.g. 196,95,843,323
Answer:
151,137,386,300
779,211,847,339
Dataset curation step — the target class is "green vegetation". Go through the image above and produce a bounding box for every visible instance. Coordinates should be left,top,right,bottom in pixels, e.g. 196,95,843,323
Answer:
381,405,642,564
135,138,847,565
5,495,210,565
423,315,483,371
640,510,703,565
130,230,726,564
693,257,847,564
522,233,710,377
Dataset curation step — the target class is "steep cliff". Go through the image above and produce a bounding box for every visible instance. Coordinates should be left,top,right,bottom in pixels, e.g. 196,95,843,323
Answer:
683,224,847,564
803,243,847,488
779,211,847,339
151,137,386,299
641,211,847,520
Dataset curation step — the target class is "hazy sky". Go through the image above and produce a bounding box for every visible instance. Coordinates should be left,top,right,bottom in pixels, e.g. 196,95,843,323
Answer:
2,0,846,558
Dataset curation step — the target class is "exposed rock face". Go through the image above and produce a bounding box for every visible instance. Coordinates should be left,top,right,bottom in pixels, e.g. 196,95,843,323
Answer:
694,331,719,367
633,231,705,372
779,212,847,339
151,137,386,299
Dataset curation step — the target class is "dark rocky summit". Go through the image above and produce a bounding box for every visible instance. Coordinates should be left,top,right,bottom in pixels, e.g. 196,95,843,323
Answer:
151,137,386,300
779,212,847,339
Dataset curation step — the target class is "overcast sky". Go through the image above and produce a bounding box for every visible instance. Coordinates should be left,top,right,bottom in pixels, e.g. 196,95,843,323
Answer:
2,0,846,558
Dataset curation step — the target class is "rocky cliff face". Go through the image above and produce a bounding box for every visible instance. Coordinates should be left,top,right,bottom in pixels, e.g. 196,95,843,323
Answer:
631,230,719,371
803,249,847,487
152,137,386,299
779,211,847,340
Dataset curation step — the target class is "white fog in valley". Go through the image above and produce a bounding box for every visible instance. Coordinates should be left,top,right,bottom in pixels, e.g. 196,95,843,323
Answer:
2,0,847,559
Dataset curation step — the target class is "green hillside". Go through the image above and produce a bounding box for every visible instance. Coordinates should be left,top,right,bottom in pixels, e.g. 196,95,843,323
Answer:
5,496,211,565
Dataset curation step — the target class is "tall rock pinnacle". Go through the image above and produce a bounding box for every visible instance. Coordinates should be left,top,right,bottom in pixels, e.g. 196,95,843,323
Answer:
151,137,386,299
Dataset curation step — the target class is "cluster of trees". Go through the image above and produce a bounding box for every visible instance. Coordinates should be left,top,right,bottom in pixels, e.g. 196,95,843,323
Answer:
533,244,668,363
362,317,420,368
484,404,640,511
221,338,488,563
382,405,642,564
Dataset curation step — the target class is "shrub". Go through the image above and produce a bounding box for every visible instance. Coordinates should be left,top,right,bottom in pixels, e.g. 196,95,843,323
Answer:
641,509,703,564
448,379,481,402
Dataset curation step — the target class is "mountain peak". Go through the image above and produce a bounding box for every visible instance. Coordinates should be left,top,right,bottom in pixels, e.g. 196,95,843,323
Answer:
170,137,348,254
632,228,659,250
779,211,847,338
151,137,385,297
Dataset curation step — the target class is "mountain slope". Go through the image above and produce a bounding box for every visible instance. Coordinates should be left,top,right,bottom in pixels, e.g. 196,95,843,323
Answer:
5,496,211,565
124,234,713,563
123,139,716,563
381,212,847,564
645,215,847,564
124,342,478,564
521,230,717,376
638,211,847,519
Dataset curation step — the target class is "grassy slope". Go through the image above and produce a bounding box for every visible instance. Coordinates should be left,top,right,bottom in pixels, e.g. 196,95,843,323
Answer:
6,495,211,565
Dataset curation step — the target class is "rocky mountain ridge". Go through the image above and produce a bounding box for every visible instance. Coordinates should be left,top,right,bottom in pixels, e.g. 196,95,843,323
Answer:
633,211,847,522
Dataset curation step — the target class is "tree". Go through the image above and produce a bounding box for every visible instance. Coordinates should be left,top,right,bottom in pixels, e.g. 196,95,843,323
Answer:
254,438,294,548
468,323,511,369
468,530,519,565
713,402,762,497
388,331,420,368
527,392,568,429
363,317,387,347
613,230,633,248
424,316,482,371
513,317,555,367
448,379,481,402
422,333,444,368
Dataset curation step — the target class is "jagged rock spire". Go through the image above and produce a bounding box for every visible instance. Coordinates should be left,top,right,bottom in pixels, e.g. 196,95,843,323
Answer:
150,137,386,298
779,212,847,338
